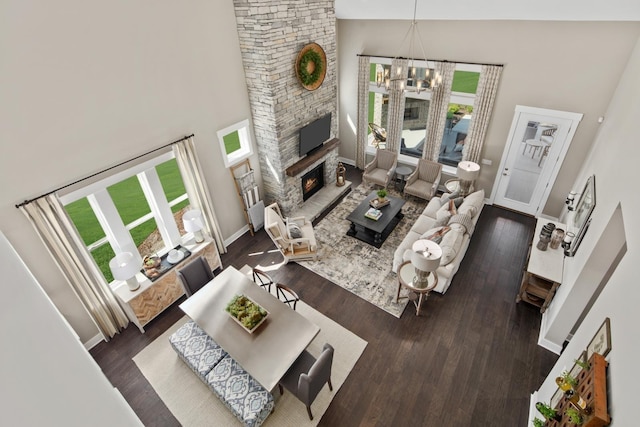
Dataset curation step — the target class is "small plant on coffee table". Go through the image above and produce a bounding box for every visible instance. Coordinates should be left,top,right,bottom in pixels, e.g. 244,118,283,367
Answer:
377,188,388,201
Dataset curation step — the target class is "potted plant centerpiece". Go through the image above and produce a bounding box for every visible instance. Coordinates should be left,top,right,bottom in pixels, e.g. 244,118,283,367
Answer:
377,188,388,203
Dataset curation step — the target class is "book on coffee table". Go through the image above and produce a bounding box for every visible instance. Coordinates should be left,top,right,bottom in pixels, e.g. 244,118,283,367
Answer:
364,207,383,221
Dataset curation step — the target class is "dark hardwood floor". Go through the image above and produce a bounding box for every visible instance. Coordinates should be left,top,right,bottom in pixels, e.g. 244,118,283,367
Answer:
90,165,558,426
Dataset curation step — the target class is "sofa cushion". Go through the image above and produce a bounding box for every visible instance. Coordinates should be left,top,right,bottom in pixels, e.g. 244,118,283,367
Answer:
423,197,443,218
439,227,464,266
412,214,437,236
458,189,484,219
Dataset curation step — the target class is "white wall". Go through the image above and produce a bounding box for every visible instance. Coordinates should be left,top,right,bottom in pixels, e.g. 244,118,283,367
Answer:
0,232,143,426
535,35,640,425
0,0,259,341
336,20,640,217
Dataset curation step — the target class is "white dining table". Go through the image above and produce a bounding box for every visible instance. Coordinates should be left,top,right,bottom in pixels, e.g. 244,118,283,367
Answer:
179,266,320,391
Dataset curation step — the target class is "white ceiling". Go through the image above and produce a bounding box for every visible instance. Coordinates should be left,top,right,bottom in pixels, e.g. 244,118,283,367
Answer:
335,0,640,21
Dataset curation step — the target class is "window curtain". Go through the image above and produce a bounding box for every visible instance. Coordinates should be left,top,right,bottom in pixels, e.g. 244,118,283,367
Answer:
173,136,226,254
463,65,503,163
20,196,129,340
356,55,371,169
385,58,408,153
423,61,456,161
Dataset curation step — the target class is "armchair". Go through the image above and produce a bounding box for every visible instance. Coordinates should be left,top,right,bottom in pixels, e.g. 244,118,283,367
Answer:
362,149,397,188
264,202,318,264
403,159,442,201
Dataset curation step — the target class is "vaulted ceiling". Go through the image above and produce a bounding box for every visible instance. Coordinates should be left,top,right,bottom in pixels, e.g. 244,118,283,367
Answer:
335,0,640,21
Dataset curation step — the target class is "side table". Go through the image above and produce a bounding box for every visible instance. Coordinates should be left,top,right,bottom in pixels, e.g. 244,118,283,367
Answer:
444,179,460,193
396,260,438,316
395,165,413,191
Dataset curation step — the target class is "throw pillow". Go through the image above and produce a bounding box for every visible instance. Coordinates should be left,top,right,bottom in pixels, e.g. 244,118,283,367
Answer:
439,228,464,266
423,197,443,218
457,189,484,218
287,223,302,239
448,213,473,234
433,214,450,228
453,197,464,208
420,226,451,244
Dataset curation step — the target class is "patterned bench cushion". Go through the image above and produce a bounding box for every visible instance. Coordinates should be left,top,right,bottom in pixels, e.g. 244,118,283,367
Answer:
205,355,274,427
169,320,227,379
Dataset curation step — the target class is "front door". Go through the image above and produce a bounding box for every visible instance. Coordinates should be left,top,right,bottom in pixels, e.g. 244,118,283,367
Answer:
491,106,583,216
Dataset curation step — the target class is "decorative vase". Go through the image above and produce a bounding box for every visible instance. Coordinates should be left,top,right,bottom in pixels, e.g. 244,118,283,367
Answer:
550,228,565,249
537,235,550,251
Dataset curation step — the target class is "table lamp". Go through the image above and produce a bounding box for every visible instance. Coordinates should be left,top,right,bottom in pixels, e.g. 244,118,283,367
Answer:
183,209,205,243
456,161,480,196
411,239,442,288
109,252,142,291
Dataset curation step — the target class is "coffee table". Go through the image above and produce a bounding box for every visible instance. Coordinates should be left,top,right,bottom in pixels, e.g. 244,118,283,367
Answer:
346,190,405,248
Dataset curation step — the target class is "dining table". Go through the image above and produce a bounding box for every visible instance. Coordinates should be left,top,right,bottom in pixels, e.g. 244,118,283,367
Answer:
179,266,320,391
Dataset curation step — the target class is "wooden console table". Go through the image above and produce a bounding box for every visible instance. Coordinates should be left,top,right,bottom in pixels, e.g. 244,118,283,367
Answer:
111,238,221,332
516,218,565,313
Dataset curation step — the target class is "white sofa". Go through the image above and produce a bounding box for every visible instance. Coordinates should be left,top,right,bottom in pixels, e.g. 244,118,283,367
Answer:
392,189,485,294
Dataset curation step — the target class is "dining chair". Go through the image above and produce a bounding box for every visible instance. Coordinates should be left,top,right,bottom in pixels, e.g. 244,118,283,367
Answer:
276,283,300,310
252,267,274,293
278,343,334,420
176,256,214,297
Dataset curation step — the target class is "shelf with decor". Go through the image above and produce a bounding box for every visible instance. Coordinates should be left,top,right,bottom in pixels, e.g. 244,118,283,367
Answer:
543,353,610,427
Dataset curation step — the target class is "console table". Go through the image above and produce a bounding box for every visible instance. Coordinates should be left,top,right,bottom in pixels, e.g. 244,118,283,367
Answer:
111,238,221,332
516,218,565,313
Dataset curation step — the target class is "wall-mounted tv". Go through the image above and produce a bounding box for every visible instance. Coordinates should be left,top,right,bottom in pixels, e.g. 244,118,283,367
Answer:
299,113,331,157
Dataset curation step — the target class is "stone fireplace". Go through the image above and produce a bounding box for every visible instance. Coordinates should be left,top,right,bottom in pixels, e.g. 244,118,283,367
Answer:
301,163,324,201
231,0,337,216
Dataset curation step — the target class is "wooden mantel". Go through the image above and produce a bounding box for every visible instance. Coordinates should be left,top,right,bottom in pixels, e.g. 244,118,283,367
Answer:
285,138,340,177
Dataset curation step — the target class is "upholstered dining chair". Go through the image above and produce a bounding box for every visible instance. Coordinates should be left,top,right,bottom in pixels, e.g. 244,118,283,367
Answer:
278,343,334,420
176,256,214,297
252,267,274,293
362,149,397,188
276,283,300,310
264,202,318,264
403,158,442,201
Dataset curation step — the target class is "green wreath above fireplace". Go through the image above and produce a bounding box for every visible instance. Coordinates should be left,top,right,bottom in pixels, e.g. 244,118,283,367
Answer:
295,43,326,91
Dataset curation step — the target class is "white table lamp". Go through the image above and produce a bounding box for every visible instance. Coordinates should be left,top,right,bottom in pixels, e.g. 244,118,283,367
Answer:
411,239,442,288
456,161,480,196
109,252,142,291
183,209,205,243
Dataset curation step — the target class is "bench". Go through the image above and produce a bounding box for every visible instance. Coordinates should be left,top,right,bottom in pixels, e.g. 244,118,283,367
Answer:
169,320,274,427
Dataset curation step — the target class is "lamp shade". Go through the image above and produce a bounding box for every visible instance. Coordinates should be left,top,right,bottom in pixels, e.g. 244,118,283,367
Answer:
456,161,480,181
410,239,442,272
183,209,204,233
109,252,140,280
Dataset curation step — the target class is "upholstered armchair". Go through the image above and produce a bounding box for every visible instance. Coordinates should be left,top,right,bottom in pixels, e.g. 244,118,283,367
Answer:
264,202,318,264
403,159,442,201
362,149,397,188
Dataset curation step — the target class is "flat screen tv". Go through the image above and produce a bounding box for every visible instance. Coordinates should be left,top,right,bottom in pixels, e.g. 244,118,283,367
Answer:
299,113,331,157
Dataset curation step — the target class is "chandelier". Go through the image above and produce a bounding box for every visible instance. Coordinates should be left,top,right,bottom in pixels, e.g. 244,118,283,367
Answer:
375,0,441,94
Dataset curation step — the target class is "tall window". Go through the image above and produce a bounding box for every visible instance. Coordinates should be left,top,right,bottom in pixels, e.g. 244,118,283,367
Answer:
62,153,190,282
364,58,481,170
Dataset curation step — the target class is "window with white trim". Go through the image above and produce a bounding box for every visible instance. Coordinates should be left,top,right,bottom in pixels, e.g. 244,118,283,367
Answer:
217,119,254,168
62,152,190,282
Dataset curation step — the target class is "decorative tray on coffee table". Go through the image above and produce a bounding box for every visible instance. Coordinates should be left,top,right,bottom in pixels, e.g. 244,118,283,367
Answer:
225,294,269,333
370,198,390,208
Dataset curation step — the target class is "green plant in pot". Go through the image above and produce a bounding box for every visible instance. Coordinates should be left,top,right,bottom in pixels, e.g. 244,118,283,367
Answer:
532,418,545,427
565,407,584,425
377,188,388,202
536,402,561,421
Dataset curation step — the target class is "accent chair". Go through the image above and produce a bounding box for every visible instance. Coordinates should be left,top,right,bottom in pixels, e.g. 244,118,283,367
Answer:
264,202,318,264
403,158,442,201
362,149,397,188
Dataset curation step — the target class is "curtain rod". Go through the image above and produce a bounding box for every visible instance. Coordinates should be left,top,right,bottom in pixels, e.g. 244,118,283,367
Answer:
15,134,195,209
356,53,504,68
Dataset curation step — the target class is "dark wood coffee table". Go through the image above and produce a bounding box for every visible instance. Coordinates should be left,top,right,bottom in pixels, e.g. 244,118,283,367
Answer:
346,190,405,248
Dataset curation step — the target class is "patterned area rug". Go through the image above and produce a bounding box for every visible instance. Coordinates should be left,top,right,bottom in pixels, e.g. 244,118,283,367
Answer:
298,183,427,317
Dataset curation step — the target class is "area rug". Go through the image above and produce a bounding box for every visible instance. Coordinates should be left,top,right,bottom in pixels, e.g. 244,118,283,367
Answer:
133,303,367,427
298,183,427,318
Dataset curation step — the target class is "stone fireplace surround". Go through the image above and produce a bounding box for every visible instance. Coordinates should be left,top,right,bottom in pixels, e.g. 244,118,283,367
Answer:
231,0,337,217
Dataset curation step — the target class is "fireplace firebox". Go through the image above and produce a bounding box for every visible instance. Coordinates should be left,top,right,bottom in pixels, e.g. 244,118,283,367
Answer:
301,163,324,201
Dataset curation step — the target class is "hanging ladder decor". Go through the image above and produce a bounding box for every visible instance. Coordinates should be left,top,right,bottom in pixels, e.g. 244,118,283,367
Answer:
230,159,264,236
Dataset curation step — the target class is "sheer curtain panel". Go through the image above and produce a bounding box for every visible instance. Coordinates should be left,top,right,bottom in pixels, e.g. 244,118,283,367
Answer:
20,195,129,340
423,61,456,161
173,136,226,254
385,58,409,153
356,56,371,169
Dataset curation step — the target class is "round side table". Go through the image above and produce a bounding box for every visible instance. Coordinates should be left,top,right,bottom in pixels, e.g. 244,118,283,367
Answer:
444,179,460,194
396,260,438,316
395,165,413,191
